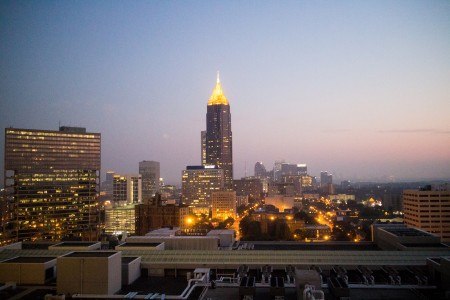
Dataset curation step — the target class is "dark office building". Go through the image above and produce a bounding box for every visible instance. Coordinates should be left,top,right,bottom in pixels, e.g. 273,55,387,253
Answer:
233,178,264,200
135,196,181,235
205,73,233,188
4,127,101,242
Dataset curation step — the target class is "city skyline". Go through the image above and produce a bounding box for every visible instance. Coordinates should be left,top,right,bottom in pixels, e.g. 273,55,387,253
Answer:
1,1,450,184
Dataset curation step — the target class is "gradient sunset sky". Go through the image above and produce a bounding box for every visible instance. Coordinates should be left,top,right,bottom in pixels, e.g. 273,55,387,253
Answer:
1,1,449,184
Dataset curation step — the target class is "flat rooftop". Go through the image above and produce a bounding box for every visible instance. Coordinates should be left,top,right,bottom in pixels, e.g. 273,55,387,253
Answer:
64,251,117,258
118,242,162,247
401,243,448,248
52,241,98,247
122,256,140,264
22,242,57,249
251,242,380,251
2,256,56,263
384,227,432,237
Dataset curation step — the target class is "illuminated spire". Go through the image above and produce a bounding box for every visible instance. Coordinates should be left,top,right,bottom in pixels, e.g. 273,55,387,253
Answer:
208,72,229,105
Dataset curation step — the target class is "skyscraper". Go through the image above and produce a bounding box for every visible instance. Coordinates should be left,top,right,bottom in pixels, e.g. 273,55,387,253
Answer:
4,126,101,241
181,165,224,206
139,161,160,204
254,162,267,178
205,73,233,188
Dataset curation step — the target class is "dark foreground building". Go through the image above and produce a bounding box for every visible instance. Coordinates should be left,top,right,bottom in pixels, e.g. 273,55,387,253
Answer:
4,126,101,242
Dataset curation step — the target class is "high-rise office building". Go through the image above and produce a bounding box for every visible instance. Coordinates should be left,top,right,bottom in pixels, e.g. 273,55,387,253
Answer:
273,160,285,182
211,191,236,221
112,174,142,206
4,126,101,241
205,73,233,188
403,186,450,242
101,171,115,198
320,171,332,186
181,165,224,206
139,161,160,203
254,162,267,178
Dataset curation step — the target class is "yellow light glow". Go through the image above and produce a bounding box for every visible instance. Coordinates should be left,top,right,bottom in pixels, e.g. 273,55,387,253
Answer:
186,217,194,225
270,216,275,221
207,72,229,106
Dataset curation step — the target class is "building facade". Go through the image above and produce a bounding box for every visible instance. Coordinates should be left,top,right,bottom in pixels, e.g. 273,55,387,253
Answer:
139,161,160,203
4,127,101,241
233,178,264,200
211,191,236,221
112,174,142,206
104,204,136,235
205,73,233,188
403,186,450,242
181,165,224,206
135,196,182,235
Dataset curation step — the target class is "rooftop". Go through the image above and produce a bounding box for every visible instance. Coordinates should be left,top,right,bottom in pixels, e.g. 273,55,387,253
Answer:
384,227,433,237
251,242,379,251
118,243,162,247
122,256,140,264
52,241,99,247
401,243,448,248
2,256,56,263
63,251,117,258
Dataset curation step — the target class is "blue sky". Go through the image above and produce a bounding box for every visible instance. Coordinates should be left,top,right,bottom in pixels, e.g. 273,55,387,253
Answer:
1,1,449,184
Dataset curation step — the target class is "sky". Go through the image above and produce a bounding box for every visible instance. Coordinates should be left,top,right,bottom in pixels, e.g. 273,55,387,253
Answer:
1,1,449,185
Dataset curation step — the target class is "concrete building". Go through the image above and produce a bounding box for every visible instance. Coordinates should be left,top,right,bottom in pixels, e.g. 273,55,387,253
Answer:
403,186,450,242
4,126,101,242
113,174,142,206
139,161,160,203
1,239,450,299
181,165,224,206
121,256,141,286
236,195,249,208
372,223,444,251
48,241,101,251
233,178,263,200
204,73,233,188
0,256,56,284
105,204,136,235
211,190,236,221
135,196,181,235
57,251,122,295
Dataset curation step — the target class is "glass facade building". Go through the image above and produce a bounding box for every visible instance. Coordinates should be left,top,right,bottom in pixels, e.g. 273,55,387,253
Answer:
4,127,101,241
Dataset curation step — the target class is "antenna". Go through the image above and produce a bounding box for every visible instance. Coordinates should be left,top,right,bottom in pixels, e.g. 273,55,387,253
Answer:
245,161,247,178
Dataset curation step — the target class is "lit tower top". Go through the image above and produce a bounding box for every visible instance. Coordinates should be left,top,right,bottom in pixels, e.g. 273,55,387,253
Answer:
208,71,229,106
